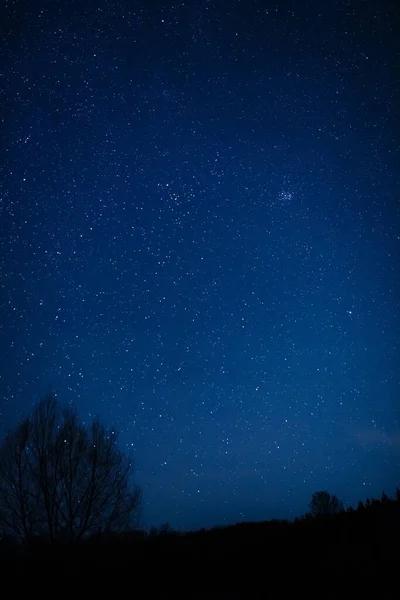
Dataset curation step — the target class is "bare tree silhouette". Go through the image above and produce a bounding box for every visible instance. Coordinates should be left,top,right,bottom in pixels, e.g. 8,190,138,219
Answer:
0,393,141,543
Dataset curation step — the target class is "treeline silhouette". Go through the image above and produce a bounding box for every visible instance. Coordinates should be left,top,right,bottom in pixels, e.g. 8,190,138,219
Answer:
1,490,398,596
0,396,398,597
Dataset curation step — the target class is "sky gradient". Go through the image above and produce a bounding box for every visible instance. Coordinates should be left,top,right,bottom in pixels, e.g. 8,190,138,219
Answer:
1,0,399,530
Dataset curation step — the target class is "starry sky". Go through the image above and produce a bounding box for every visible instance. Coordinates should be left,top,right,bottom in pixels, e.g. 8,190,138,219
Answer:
1,0,399,531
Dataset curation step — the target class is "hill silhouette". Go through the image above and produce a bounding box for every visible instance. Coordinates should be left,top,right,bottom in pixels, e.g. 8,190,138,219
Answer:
1,488,398,598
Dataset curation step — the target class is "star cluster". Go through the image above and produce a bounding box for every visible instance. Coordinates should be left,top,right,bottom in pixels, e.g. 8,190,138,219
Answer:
1,0,399,530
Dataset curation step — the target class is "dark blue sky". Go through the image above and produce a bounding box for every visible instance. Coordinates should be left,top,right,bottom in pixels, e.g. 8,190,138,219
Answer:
1,0,399,531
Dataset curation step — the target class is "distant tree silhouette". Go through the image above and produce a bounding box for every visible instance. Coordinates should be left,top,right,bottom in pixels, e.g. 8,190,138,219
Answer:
149,522,174,537
0,393,141,544
381,491,390,504
309,490,344,517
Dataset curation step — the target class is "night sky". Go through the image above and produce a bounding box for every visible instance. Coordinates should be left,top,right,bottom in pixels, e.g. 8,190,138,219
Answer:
1,0,399,531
